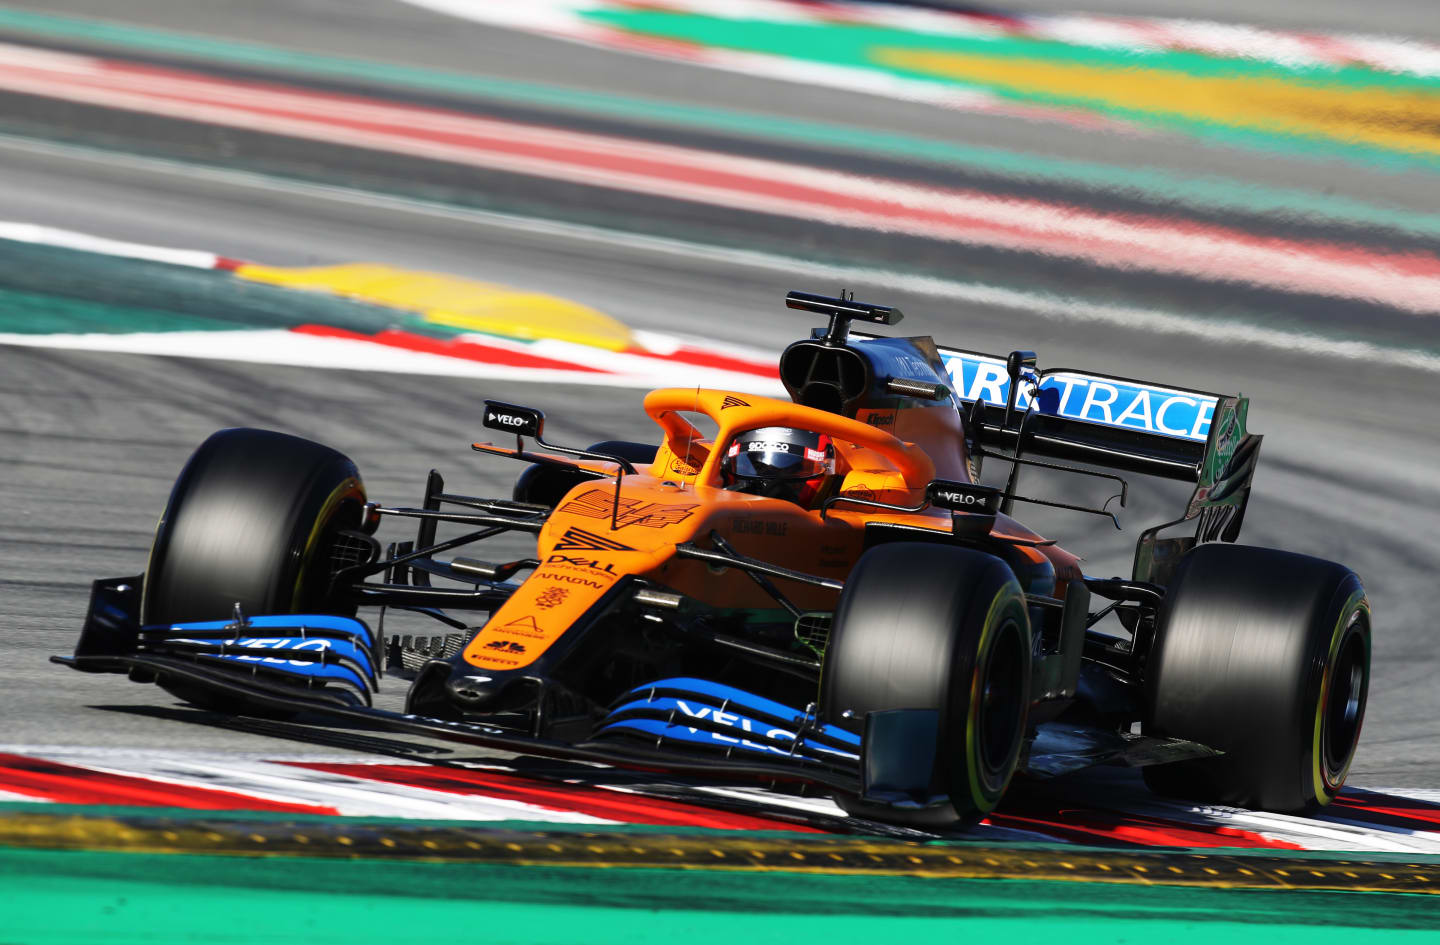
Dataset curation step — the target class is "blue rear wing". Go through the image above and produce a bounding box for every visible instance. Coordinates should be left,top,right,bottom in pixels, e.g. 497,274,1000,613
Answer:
936,346,1230,483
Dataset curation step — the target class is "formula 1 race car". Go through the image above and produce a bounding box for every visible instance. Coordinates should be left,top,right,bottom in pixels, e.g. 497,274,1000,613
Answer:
56,291,1371,826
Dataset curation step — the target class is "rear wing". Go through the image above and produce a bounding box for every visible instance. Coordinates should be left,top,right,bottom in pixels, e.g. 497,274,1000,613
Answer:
789,294,1261,585
935,346,1262,584
939,347,1222,482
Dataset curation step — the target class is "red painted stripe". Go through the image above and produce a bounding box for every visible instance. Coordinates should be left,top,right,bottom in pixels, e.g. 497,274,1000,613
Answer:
1329,789,1440,832
292,324,609,373
569,22,716,61
629,345,778,377
283,761,819,832
0,752,339,814
985,798,1303,850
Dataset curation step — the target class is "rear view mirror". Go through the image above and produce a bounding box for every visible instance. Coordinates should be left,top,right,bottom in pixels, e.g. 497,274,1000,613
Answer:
483,401,545,439
927,479,1001,514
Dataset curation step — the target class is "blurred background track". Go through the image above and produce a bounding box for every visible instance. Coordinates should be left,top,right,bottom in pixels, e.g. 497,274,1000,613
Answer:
1,0,1438,810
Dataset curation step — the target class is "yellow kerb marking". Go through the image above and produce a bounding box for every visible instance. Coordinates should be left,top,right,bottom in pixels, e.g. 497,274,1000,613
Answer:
873,49,1440,157
234,263,634,350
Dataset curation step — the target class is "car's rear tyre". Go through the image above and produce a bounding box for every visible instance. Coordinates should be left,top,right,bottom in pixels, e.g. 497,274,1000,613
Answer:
820,543,1031,826
512,439,657,507
143,428,366,627
1143,543,1370,811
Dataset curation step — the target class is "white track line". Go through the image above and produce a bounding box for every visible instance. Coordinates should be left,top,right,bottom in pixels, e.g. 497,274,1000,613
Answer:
14,747,613,822
0,329,786,393
0,221,222,268
1,135,1435,375
10,746,1440,850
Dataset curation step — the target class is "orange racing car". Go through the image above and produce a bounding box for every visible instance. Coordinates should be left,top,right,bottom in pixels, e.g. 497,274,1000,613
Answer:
57,291,1371,827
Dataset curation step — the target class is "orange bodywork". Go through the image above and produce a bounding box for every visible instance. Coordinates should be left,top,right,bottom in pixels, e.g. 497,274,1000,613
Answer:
463,388,1078,671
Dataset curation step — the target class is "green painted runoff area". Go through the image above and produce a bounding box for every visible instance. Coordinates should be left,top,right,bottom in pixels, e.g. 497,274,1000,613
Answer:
3,846,1439,945
0,285,236,334
583,9,1440,89
0,7,1434,235
579,9,1440,171
0,242,428,337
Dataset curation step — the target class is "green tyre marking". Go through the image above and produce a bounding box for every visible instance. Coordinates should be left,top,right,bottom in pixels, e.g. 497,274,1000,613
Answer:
963,577,1029,814
1312,589,1371,804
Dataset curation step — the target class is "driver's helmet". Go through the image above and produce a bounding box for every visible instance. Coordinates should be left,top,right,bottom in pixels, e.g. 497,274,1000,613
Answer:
721,426,836,507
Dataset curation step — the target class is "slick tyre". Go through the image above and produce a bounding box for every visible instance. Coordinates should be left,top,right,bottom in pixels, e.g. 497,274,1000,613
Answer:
820,543,1031,826
513,440,657,507
143,428,366,628
1143,543,1370,811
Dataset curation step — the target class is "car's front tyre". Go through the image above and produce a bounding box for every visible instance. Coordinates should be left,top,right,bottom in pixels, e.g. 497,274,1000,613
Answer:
143,427,366,627
820,542,1031,826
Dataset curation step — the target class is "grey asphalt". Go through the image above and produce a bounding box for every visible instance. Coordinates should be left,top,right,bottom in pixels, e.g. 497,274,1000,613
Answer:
3,139,1438,785
1,0,1437,213
1,0,1438,792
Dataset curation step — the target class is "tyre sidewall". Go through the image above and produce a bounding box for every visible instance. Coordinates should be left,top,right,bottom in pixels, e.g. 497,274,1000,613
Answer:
142,428,364,626
1145,543,1370,810
955,578,1031,811
822,544,1031,822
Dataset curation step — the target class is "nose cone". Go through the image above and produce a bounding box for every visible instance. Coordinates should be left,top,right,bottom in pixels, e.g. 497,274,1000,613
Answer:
446,672,502,707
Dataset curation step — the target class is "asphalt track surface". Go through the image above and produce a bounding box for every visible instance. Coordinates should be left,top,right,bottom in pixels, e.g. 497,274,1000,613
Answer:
2,0,1439,797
